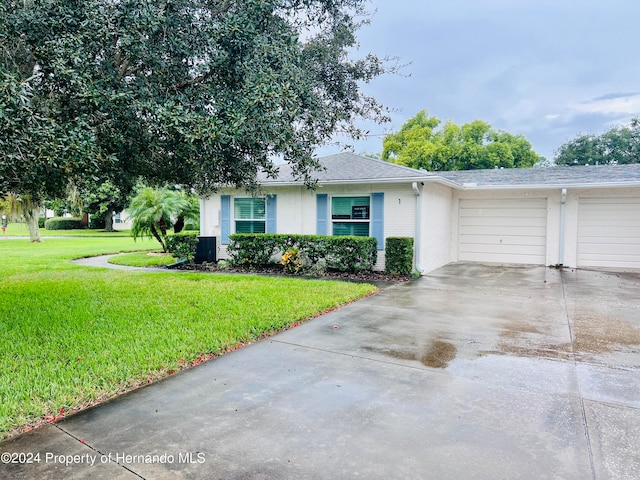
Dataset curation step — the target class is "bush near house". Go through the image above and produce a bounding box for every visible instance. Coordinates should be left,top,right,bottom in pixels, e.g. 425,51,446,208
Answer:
385,237,414,275
228,234,377,273
45,217,84,230
165,232,199,261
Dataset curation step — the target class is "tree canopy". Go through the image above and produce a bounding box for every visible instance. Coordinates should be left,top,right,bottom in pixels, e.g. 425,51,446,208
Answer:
0,0,388,207
554,118,640,166
382,110,545,171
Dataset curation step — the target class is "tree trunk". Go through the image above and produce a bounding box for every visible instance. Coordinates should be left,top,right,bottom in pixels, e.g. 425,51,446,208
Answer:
104,212,114,232
173,215,185,233
150,224,166,251
24,207,42,242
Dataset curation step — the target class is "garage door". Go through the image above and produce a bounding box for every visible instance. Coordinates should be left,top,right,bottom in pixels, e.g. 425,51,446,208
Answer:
459,198,547,264
577,197,640,268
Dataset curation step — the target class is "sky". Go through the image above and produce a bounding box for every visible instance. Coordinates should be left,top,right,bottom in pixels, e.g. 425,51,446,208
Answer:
318,0,640,162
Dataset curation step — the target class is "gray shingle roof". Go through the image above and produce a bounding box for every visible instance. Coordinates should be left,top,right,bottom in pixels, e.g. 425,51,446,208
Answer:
259,152,431,184
258,153,640,188
436,163,640,188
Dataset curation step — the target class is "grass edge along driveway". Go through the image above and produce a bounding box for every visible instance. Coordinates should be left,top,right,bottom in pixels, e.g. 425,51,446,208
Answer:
0,237,378,440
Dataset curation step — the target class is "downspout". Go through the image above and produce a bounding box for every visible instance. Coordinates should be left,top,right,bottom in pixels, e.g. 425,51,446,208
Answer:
558,188,567,266
412,182,424,274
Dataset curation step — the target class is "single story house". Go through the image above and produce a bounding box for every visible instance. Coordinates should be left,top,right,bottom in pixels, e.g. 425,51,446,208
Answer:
199,153,640,273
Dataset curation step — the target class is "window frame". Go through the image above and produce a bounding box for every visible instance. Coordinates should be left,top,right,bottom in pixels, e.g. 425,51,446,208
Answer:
233,197,266,234
330,195,371,237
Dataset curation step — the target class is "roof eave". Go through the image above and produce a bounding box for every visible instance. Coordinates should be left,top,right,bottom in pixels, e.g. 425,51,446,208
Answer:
455,181,640,190
261,176,435,187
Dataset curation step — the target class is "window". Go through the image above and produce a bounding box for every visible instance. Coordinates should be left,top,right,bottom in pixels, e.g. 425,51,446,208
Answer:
234,198,265,233
331,196,370,236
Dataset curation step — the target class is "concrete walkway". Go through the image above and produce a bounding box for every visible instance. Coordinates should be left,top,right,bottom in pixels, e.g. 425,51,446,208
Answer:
1,263,639,479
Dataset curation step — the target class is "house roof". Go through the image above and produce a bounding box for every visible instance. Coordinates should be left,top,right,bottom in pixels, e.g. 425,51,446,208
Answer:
436,163,640,189
259,152,432,185
257,153,640,189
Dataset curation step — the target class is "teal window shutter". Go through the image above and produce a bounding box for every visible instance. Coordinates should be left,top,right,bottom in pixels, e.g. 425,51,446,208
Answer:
266,195,277,233
371,192,384,250
316,194,328,235
221,195,230,244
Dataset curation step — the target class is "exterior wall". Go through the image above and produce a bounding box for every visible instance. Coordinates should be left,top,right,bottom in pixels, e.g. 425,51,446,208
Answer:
201,183,419,271
420,182,453,273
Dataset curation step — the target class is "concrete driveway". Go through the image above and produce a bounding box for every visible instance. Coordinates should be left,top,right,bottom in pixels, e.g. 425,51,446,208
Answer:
1,263,639,479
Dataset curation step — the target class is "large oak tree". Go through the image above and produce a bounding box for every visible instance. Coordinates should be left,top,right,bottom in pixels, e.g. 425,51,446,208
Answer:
1,0,388,240
382,110,544,171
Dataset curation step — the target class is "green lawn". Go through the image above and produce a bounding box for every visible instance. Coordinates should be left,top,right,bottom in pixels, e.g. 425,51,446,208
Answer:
108,251,177,267
0,236,377,439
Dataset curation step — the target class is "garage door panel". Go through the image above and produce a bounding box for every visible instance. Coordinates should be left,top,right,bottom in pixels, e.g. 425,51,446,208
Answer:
460,199,547,208
460,243,546,255
460,234,546,246
577,197,640,268
461,252,547,264
578,243,640,255
580,217,640,227
580,197,640,205
460,209,547,219
460,225,546,237
579,226,640,237
459,199,547,265
459,216,547,227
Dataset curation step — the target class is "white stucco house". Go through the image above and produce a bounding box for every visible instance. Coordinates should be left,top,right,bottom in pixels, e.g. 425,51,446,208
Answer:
199,153,640,273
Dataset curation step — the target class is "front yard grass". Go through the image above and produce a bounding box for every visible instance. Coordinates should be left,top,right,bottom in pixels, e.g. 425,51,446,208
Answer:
0,237,377,439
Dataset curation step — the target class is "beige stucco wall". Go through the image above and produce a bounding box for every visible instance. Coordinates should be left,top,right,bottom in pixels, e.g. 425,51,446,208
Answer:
202,183,640,273
201,182,420,271
419,182,453,273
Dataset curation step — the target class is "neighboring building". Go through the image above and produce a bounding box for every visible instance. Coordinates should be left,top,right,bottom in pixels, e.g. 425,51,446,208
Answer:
200,153,640,273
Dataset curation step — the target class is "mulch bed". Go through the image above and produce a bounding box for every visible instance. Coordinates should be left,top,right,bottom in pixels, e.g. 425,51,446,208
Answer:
172,262,413,284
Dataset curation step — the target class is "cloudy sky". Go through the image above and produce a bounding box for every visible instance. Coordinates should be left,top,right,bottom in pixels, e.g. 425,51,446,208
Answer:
319,0,640,162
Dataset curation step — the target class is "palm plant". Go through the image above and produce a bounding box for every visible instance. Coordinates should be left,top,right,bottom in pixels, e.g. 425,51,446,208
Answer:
128,187,189,251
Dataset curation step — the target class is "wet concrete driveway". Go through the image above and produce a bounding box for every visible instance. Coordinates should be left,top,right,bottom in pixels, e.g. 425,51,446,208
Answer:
1,263,639,479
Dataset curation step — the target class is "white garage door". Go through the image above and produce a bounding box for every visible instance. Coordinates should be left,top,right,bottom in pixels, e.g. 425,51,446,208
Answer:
577,197,640,268
459,198,547,265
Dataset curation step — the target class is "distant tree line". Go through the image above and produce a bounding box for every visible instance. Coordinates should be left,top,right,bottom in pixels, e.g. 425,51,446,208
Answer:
554,118,640,166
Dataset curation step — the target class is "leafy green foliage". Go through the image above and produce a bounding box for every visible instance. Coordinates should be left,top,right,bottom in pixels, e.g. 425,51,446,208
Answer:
44,217,83,230
1,0,388,200
165,232,199,262
228,233,378,273
554,118,640,166
385,237,414,275
78,180,129,232
382,110,544,171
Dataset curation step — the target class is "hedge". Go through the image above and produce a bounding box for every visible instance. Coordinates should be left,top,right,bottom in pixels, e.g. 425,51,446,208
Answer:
227,233,377,273
385,237,414,275
44,217,84,230
165,232,199,261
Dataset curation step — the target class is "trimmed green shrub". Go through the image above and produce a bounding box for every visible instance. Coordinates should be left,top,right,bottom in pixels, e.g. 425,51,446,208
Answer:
165,232,199,261
45,217,84,230
227,234,282,266
385,237,414,275
227,233,377,273
38,217,46,228
89,215,106,229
